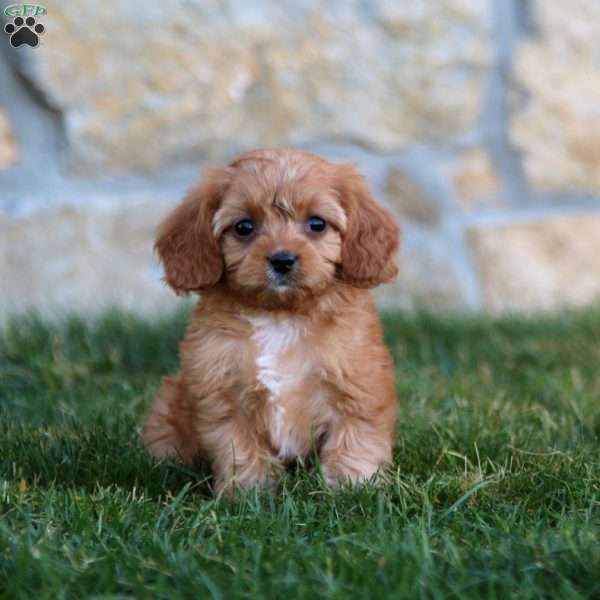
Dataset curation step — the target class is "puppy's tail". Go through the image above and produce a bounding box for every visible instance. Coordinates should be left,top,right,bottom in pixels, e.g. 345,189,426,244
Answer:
142,376,198,464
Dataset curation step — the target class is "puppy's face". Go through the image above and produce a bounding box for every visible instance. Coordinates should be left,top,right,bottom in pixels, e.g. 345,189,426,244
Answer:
156,149,399,308
213,159,348,306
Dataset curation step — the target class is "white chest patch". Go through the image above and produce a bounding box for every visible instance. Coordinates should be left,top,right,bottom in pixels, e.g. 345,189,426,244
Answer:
247,314,307,459
247,315,304,399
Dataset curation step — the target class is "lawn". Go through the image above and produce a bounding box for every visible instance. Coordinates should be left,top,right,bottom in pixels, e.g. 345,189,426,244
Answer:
1,307,599,599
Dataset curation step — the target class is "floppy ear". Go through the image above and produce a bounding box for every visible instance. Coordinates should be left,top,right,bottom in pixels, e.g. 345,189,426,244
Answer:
155,168,232,294
335,165,400,288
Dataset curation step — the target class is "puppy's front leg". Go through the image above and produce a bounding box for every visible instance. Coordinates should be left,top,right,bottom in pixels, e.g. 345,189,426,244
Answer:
202,418,283,497
320,416,393,487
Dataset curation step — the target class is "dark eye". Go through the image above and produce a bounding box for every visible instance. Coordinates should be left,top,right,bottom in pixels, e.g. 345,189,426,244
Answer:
307,216,326,233
234,219,255,237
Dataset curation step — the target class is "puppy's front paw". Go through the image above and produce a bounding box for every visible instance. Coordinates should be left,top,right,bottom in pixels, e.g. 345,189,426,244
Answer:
320,421,393,488
322,459,384,488
213,460,283,500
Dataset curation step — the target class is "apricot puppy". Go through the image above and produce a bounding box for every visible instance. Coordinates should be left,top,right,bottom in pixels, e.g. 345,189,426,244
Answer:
142,148,399,495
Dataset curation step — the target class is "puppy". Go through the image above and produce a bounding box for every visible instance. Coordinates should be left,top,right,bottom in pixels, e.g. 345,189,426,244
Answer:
142,148,400,495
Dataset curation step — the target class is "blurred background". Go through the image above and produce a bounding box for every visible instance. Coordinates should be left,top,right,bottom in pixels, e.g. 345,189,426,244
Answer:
1,0,599,317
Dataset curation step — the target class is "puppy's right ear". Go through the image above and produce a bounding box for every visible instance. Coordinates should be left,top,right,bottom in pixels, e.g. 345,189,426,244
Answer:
155,168,232,294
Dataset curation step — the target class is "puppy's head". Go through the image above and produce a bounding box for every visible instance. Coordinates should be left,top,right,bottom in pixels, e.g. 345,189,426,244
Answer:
156,149,399,307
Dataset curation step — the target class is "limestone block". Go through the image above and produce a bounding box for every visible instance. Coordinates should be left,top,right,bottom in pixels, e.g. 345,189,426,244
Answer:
510,0,600,193
449,149,500,208
385,167,440,226
467,214,600,313
0,199,179,316
18,0,491,173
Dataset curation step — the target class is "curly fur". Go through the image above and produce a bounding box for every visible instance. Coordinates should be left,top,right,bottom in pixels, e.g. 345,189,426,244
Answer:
143,148,400,496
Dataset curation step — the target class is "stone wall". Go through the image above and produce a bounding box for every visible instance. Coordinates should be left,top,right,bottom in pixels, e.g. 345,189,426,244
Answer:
1,0,599,316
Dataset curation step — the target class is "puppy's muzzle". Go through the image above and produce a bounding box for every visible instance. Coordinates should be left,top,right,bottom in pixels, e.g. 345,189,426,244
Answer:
269,251,298,276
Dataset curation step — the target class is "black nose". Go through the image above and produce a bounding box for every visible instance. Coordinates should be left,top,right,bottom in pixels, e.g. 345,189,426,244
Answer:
269,251,298,275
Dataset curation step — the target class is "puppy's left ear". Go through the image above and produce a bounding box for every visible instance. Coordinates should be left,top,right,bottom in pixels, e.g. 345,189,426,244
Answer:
335,165,400,288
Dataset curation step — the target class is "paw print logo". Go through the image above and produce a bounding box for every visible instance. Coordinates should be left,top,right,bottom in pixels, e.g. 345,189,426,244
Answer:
4,16,45,48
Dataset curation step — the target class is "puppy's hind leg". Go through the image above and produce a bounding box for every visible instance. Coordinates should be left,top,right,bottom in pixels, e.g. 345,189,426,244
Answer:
142,376,198,464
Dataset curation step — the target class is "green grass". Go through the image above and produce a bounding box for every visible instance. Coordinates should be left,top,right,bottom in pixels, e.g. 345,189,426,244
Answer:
1,307,599,599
